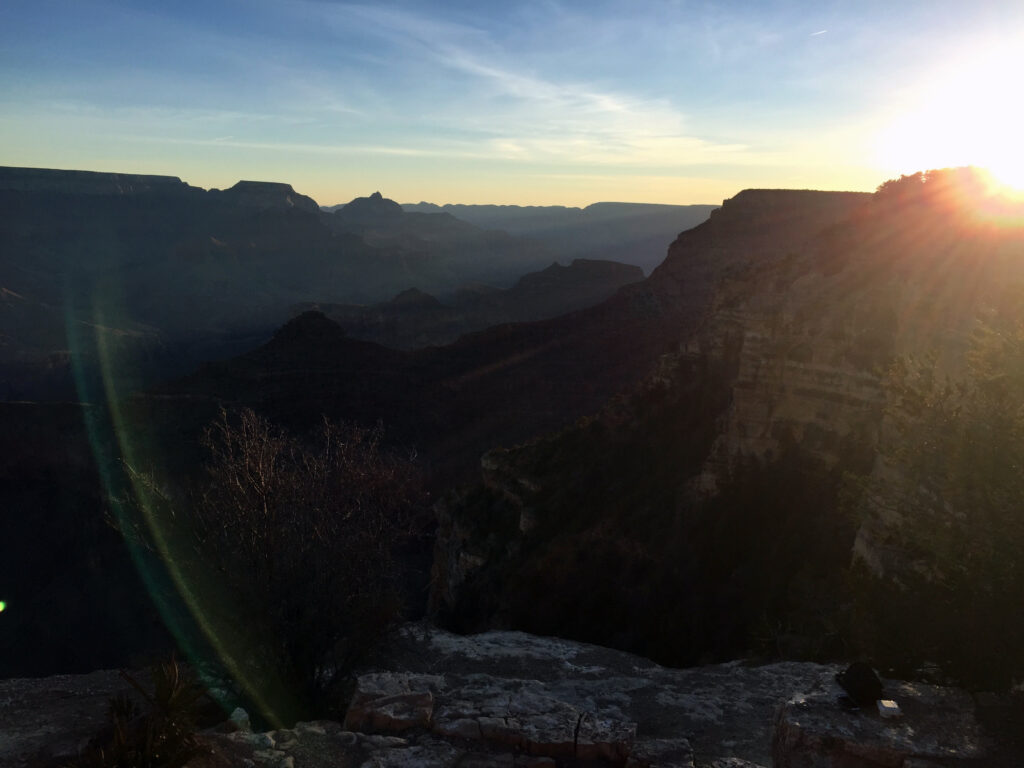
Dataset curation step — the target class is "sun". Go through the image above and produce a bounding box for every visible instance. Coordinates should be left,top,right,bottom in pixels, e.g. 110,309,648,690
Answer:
876,37,1024,193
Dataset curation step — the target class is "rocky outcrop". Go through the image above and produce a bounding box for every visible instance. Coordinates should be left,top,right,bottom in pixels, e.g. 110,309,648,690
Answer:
772,678,988,767
429,268,886,658
217,180,320,213
358,625,841,766
694,180,1024,482
337,190,405,221
677,183,1024,654
4,626,1014,768
344,671,638,762
690,244,891,492
647,190,869,299
425,180,1024,682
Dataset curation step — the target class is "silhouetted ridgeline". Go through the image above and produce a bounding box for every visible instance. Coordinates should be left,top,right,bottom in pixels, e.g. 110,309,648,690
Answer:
2,167,641,401
0,166,191,195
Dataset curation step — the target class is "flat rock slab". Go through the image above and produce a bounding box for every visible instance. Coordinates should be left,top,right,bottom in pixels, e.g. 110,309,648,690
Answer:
199,720,577,768
772,678,986,767
0,669,135,767
348,672,636,761
365,625,837,766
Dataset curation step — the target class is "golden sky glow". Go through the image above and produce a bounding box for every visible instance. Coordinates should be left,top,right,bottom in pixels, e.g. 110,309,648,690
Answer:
3,2,1024,205
876,35,1024,192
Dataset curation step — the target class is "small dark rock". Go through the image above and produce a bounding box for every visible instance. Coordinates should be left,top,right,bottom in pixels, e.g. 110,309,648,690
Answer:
835,662,883,706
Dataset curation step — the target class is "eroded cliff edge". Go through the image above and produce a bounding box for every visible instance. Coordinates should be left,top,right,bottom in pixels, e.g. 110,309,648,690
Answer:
431,177,1024,679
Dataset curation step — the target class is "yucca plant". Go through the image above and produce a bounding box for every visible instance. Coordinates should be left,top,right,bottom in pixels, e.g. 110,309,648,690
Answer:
65,657,209,768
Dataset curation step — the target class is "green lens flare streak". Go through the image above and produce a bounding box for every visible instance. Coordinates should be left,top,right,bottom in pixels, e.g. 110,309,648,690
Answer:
82,295,293,728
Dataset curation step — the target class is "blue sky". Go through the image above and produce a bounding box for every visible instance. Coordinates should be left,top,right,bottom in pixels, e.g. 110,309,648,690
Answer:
2,0,1023,205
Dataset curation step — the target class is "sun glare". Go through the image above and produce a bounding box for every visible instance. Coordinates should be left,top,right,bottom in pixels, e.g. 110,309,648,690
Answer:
877,38,1024,193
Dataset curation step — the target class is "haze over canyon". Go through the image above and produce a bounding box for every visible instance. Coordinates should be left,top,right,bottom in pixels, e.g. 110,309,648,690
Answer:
2,164,1024,766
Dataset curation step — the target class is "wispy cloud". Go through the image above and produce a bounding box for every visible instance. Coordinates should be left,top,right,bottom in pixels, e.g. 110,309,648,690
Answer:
3,0,909,202
307,2,769,168
119,134,494,160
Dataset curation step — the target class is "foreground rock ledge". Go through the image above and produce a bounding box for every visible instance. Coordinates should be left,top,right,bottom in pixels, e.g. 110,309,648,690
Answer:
364,625,837,766
772,679,987,767
2,625,1012,768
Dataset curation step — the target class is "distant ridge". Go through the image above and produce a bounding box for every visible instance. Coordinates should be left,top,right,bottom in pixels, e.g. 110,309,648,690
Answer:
300,257,644,349
0,166,321,211
0,167,563,400
397,200,719,274
217,180,320,213
0,166,192,195
334,190,404,221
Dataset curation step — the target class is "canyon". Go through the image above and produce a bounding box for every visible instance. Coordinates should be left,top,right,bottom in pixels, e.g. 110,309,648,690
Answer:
3,166,1024,763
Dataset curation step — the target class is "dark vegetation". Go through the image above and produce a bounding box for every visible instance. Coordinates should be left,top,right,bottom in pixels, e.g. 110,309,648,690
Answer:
874,166,1019,215
117,408,427,724
60,659,208,768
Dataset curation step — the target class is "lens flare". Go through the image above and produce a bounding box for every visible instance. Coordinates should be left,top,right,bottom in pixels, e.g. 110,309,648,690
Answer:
73,288,298,727
876,36,1024,189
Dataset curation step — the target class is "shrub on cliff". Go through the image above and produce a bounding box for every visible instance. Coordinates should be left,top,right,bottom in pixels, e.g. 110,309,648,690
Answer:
120,408,424,723
213,410,420,706
63,658,207,768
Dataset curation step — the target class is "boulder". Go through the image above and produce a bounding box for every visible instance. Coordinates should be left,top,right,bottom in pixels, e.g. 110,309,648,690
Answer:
772,677,987,767
343,672,438,733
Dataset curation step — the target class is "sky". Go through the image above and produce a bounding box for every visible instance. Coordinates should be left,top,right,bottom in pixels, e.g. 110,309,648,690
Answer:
2,0,1024,206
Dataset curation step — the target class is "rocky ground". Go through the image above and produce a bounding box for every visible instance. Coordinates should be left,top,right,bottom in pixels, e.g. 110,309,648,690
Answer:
2,625,1019,767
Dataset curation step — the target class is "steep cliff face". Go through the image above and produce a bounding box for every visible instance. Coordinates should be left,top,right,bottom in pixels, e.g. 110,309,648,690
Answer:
430,188,878,662
430,179,1024,672
695,189,1024,487
647,189,870,298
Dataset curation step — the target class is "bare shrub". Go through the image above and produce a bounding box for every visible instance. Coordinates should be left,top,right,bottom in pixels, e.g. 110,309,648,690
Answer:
118,408,424,722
